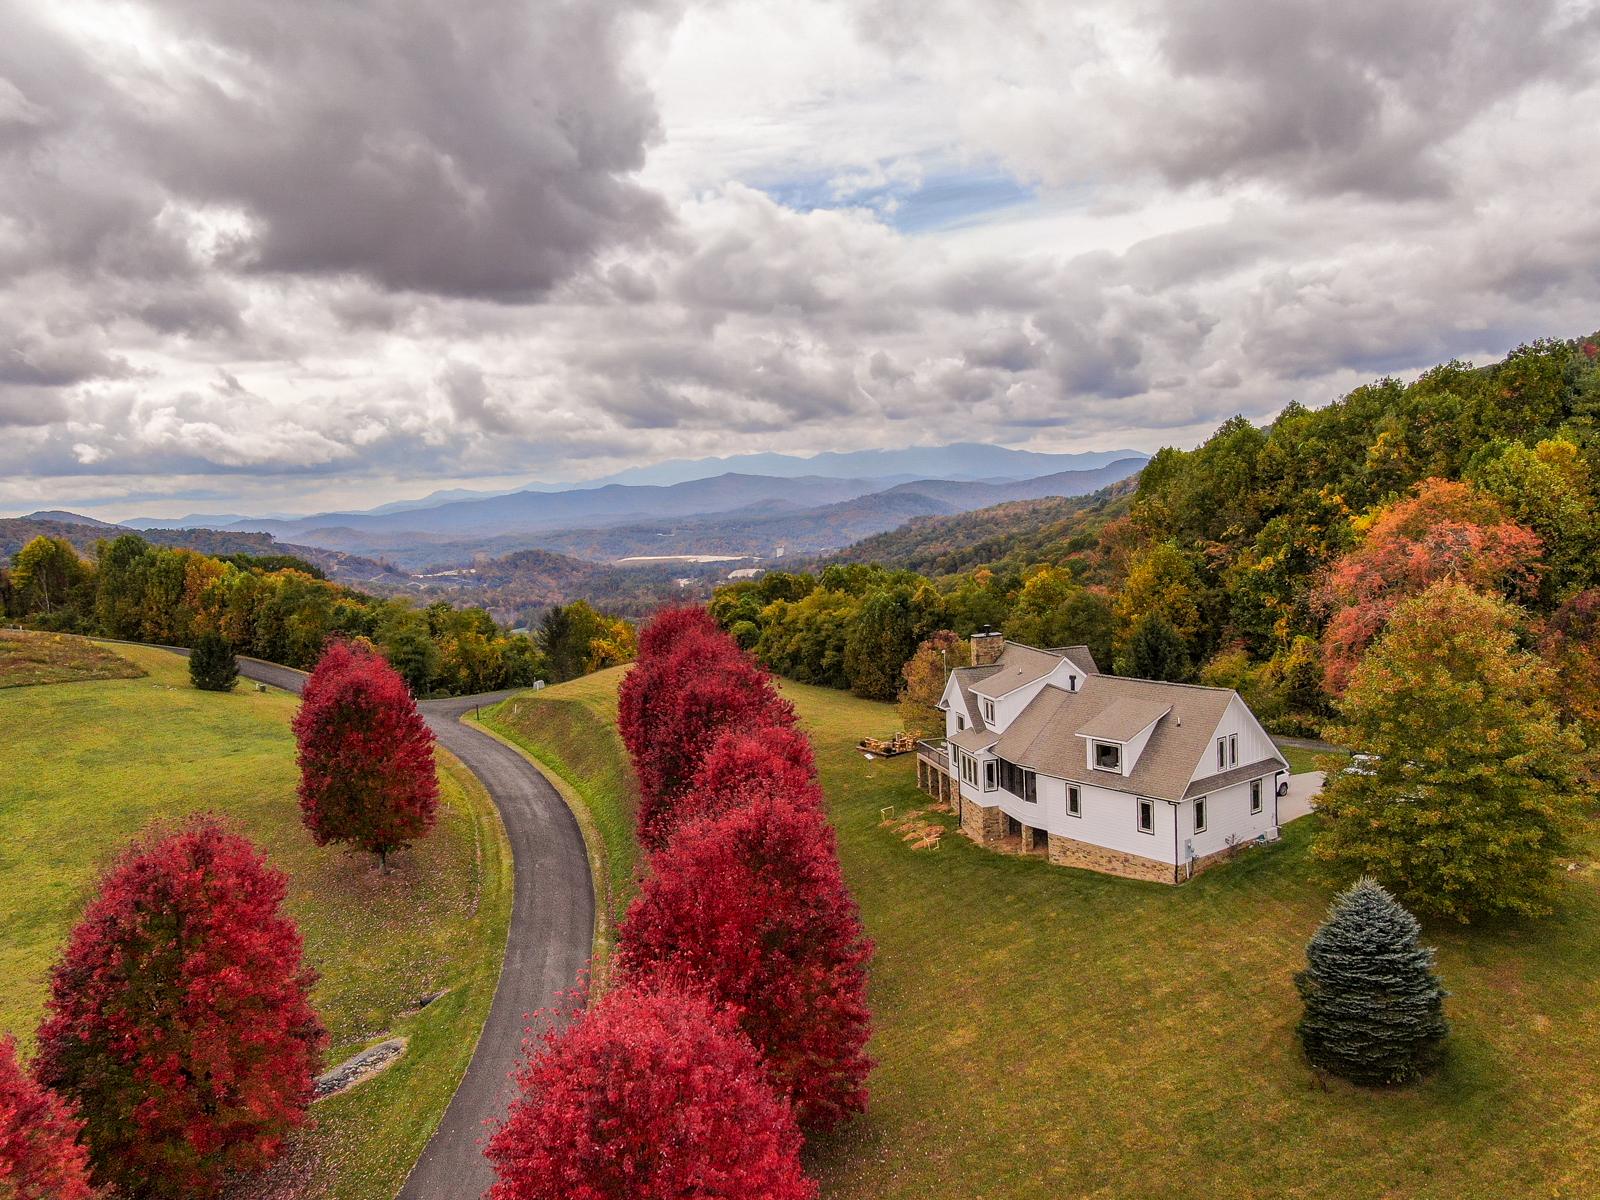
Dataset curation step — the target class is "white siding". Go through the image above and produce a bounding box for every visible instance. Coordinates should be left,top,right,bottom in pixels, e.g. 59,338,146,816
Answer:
1180,775,1279,861
983,659,1082,732
992,773,1177,864
1190,693,1282,783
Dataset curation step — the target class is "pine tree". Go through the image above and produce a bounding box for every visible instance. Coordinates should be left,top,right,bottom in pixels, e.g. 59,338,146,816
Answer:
1295,878,1448,1086
1116,611,1190,681
188,630,240,691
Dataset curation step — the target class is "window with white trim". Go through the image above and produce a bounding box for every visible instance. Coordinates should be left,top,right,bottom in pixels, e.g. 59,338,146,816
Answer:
960,752,978,788
956,713,965,730
1216,737,1226,770
1194,796,1207,833
1093,741,1121,771
1229,734,1238,767
982,698,995,723
1136,798,1154,834
983,760,997,792
1066,785,1081,817
1250,778,1263,814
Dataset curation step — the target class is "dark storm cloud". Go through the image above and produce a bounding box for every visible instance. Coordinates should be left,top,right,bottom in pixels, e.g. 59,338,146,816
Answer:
0,0,673,299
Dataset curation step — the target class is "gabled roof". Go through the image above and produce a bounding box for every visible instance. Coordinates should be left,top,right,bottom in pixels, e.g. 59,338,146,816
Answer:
1183,758,1285,800
1074,696,1171,742
950,727,1000,752
948,664,1000,731
1050,645,1101,676
991,676,1239,802
969,643,1068,699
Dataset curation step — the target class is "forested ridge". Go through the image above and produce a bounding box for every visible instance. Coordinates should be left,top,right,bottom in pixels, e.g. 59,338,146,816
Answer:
713,332,1600,740
0,532,637,697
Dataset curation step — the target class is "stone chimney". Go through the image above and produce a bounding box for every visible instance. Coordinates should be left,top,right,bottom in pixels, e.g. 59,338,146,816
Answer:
971,626,1005,667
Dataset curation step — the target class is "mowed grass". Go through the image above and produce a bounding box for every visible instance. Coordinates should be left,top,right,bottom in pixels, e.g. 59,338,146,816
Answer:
0,629,146,688
0,640,511,1200
487,666,1600,1200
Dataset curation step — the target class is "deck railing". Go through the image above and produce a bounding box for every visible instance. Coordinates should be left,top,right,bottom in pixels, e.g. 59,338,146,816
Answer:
915,738,949,772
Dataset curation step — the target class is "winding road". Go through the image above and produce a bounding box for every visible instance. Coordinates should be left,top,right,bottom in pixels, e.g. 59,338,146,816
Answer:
225,656,595,1199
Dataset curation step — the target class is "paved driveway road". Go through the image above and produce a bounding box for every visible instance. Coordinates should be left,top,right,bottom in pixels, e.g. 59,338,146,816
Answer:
222,656,594,1199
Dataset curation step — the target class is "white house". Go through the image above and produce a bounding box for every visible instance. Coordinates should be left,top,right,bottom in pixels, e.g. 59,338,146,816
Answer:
914,629,1289,883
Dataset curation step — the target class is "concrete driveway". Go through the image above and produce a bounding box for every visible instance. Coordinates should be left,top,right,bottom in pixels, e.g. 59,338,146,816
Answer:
1280,771,1325,823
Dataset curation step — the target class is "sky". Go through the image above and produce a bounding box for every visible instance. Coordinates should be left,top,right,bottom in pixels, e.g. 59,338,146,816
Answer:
3,0,1599,520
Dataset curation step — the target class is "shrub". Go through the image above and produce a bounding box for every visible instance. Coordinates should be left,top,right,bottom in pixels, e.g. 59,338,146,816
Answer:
617,792,873,1130
188,631,239,692
1296,878,1448,1085
487,985,816,1200
293,639,439,871
0,1035,95,1200
32,818,325,1199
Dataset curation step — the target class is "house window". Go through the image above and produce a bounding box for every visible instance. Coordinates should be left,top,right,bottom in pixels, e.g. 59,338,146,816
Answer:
1250,778,1263,814
1093,741,1121,771
984,760,997,792
1066,786,1081,817
982,698,995,723
956,713,966,731
1229,734,1238,767
997,759,1036,802
1216,737,1226,770
1136,798,1154,834
960,753,978,788
1068,674,1079,692
1194,797,1207,833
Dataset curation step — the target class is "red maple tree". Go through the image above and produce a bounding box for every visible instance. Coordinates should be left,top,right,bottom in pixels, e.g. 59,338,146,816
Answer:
636,604,723,661
619,608,735,770
670,725,822,833
1314,478,1543,694
617,792,874,1131
32,818,326,1200
293,639,439,870
0,1036,95,1200
487,985,817,1200
629,629,796,849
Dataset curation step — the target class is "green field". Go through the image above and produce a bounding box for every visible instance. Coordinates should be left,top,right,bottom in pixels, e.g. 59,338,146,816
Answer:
0,639,511,1200
489,666,1600,1200
0,629,146,688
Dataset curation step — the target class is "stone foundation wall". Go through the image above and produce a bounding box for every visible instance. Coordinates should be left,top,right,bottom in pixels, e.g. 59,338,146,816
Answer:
1184,840,1250,879
1047,833,1176,884
960,798,1007,844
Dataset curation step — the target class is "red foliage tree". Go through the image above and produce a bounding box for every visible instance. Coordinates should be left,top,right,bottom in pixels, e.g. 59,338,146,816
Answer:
636,604,723,662
1314,478,1543,695
487,985,816,1200
669,725,822,833
1540,587,1600,733
32,818,326,1200
293,639,439,870
630,629,797,849
0,1036,94,1200
617,792,874,1131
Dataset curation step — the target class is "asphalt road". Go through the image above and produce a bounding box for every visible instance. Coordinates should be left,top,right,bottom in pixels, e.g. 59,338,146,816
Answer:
221,656,595,1199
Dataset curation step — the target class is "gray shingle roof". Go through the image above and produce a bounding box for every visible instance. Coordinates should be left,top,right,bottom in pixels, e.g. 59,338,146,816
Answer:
969,643,1067,698
991,677,1240,802
950,728,1000,752
1050,645,1101,676
1074,696,1172,742
949,664,1000,731
1182,758,1286,800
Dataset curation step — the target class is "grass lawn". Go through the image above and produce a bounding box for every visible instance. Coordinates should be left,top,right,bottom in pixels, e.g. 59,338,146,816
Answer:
1278,743,1351,775
0,628,146,687
488,666,1600,1200
0,638,512,1200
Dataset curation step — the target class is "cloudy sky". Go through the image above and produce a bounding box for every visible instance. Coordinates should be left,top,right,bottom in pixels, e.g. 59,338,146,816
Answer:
4,0,1599,519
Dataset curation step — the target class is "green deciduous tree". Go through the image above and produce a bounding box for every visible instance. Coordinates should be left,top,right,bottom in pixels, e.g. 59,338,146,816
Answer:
1314,582,1588,920
10,536,91,619
1295,878,1448,1086
897,630,968,735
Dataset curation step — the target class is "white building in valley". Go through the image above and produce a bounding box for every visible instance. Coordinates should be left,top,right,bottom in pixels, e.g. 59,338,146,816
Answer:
914,629,1290,883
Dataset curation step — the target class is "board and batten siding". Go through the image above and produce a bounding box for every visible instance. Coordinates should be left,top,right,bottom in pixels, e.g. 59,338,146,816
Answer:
986,773,1178,864
1179,778,1279,861
1189,693,1280,782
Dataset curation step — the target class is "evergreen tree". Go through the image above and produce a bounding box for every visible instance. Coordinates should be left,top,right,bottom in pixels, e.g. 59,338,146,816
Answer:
1116,611,1190,681
188,630,239,691
1295,878,1448,1085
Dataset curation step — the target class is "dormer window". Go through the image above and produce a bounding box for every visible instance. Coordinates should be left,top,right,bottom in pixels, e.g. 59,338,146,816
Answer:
956,713,966,731
1093,741,1121,771
982,698,995,723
